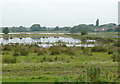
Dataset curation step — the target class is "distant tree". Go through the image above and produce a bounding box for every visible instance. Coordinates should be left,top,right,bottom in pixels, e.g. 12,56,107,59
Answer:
107,23,117,27
100,23,117,28
69,24,93,33
2,27,9,34
10,26,27,32
10,26,16,32
114,27,119,32
61,27,70,31
106,28,113,32
88,24,94,27
40,26,47,31
30,24,41,31
54,26,59,31
81,29,88,35
18,26,27,32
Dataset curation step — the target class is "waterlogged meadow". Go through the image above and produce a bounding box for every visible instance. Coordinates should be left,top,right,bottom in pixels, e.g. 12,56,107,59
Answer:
1,33,119,83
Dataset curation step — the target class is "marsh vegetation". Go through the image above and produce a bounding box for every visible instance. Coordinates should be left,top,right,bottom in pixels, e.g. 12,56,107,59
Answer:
1,32,119,82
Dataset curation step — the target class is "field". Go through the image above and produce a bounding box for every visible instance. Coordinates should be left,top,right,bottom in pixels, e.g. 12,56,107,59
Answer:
1,32,119,83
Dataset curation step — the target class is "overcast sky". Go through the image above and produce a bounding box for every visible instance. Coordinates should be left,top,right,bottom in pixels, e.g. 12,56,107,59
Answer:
0,0,119,27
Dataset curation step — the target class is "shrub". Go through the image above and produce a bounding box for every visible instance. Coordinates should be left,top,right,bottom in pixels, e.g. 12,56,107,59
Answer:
13,52,20,56
87,66,100,82
66,47,76,55
3,45,11,51
75,74,87,82
2,52,9,55
41,57,46,62
108,49,113,54
83,48,92,56
50,46,61,55
46,57,53,62
108,47,118,54
91,46,107,52
54,56,58,61
14,43,19,47
81,46,84,50
32,47,39,53
113,41,120,47
37,48,47,55
20,48,28,56
3,55,16,63
111,52,119,62
81,29,88,35
15,46,29,56
61,76,69,82
94,77,108,82
58,47,67,53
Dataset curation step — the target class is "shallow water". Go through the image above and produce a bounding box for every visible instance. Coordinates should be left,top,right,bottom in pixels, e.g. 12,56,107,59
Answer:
0,36,97,48
0,37,81,45
37,44,96,48
0,32,71,35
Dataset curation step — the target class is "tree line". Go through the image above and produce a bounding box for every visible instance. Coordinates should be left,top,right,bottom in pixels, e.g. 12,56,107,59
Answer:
2,23,119,34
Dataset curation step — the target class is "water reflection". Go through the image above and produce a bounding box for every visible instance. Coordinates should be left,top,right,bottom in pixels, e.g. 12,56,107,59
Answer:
0,36,98,48
0,37,81,45
0,33,71,35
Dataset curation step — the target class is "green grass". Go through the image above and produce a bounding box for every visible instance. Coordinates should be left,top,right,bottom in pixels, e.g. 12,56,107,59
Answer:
2,48,118,82
2,62,118,82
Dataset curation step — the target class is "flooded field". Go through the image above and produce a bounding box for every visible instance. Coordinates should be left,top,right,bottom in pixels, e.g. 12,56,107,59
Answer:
0,36,96,48
0,32,71,35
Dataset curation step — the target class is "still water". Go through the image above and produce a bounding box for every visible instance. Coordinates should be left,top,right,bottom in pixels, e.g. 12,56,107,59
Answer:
0,36,96,48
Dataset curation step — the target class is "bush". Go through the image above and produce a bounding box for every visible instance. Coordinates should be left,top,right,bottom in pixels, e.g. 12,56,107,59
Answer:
75,74,87,82
81,29,88,35
50,46,76,55
87,66,100,82
31,46,39,53
54,56,58,61
19,48,29,56
37,48,47,55
113,41,120,47
83,48,92,56
61,76,69,82
15,46,29,56
94,77,108,82
2,52,9,55
91,46,107,52
66,47,76,55
13,52,20,56
58,46,67,53
50,46,61,55
108,47,118,54
3,55,16,63
3,45,11,51
111,52,119,62
41,57,46,62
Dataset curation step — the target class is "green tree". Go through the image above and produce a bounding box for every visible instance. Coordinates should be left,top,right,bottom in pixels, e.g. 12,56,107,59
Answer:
30,24,41,31
81,29,88,35
18,26,27,32
106,28,113,32
10,26,17,32
69,24,93,33
2,27,9,34
114,27,119,32
10,26,27,32
54,26,59,31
